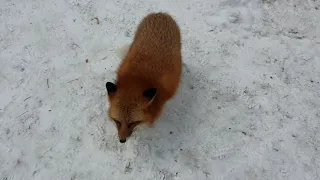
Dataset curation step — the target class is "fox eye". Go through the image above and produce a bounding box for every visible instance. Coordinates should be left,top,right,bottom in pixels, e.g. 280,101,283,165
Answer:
128,121,141,128
114,119,121,126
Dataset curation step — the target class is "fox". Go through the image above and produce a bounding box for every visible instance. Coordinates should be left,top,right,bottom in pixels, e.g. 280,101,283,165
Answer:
105,12,182,143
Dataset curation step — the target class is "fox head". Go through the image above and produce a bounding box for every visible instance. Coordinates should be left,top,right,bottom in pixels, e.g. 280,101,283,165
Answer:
105,79,158,143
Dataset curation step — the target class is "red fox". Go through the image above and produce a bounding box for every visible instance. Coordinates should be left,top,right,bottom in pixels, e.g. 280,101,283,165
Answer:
106,12,182,143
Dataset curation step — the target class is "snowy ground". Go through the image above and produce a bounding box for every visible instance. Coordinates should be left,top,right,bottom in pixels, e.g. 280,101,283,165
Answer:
1,0,320,179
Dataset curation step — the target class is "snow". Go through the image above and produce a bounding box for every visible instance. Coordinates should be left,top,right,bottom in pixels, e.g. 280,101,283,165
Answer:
0,0,319,179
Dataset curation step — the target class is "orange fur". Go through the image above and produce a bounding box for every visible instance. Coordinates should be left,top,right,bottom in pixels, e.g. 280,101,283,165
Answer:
106,12,182,143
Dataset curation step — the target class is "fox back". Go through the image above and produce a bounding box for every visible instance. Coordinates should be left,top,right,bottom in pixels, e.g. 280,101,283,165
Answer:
106,12,182,143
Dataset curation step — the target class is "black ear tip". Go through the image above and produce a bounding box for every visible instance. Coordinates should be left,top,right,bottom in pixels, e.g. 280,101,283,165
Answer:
106,82,117,93
143,88,157,99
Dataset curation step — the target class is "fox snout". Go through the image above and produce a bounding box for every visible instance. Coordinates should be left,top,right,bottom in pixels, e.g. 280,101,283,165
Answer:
118,126,132,143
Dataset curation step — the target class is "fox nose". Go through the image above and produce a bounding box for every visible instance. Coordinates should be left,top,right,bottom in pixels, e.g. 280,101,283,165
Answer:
119,139,126,143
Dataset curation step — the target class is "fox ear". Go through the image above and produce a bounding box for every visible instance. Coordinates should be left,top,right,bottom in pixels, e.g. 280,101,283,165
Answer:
143,88,157,105
143,88,157,100
106,82,117,94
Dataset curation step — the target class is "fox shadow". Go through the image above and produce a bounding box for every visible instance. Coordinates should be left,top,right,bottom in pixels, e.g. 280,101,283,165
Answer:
131,62,215,160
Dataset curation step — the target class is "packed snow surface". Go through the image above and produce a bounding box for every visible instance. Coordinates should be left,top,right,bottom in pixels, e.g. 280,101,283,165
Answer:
0,0,320,179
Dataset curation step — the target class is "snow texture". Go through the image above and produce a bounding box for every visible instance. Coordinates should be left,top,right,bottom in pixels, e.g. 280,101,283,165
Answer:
1,0,320,180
